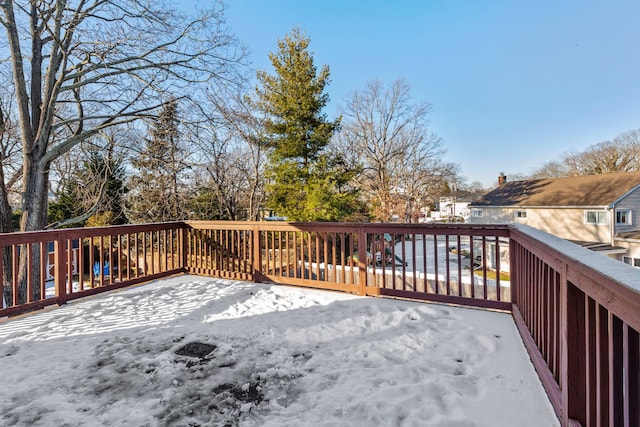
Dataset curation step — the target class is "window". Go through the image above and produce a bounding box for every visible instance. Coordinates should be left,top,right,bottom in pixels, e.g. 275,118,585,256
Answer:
585,210,608,225
623,257,640,268
514,210,527,219
471,209,483,218
616,209,632,225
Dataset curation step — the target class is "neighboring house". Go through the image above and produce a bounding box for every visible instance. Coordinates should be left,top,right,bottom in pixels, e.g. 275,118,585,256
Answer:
469,171,640,266
435,191,474,221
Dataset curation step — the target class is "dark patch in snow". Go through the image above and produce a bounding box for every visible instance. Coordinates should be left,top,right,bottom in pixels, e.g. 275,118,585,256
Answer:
2,345,18,357
212,381,264,404
292,351,312,361
62,336,311,427
175,342,217,359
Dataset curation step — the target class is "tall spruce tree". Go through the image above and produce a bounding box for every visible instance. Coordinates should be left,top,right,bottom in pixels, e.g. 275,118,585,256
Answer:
255,28,362,221
128,99,189,222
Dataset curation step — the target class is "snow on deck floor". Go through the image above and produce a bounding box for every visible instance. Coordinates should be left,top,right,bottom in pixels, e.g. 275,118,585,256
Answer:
0,275,559,427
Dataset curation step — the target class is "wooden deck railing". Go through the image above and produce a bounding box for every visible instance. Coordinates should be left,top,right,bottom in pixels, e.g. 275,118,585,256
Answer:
0,222,185,317
1,220,638,426
185,221,512,310
509,224,640,427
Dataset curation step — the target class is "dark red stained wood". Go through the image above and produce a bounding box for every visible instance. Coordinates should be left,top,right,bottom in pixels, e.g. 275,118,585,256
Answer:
469,236,475,298
629,327,640,427
482,236,488,299
566,282,587,427
411,235,416,292
40,241,47,297
495,236,501,301
596,304,609,427
513,304,562,419
445,235,451,295
610,314,624,427
623,324,630,427
586,297,596,427
433,235,439,294
26,243,33,303
4,220,640,427
12,245,18,306
370,287,511,311
456,235,462,297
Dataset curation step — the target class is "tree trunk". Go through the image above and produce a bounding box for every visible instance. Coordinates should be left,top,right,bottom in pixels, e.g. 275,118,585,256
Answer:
14,161,49,303
0,175,14,306
21,162,50,232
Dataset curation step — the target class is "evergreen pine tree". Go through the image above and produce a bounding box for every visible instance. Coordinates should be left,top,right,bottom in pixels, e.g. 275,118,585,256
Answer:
83,150,128,225
128,99,189,223
48,179,83,226
256,28,362,221
48,147,127,227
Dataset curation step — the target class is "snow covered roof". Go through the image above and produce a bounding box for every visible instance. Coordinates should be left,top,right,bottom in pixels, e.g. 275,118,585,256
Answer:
471,171,640,208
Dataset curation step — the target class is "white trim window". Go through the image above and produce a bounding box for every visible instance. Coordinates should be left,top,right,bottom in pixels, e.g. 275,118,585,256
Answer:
616,209,632,225
623,257,640,268
514,210,527,219
584,210,608,225
471,209,483,218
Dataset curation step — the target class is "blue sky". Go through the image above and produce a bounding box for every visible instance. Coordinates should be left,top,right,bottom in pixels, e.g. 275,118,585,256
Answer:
187,0,640,187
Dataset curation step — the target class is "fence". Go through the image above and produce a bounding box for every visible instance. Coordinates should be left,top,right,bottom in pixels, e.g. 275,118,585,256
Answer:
1,221,639,426
185,221,511,310
0,222,184,317
509,225,640,427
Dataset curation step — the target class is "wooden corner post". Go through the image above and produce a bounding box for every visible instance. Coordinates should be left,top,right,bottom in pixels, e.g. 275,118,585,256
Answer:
357,225,367,296
54,235,67,305
252,225,263,283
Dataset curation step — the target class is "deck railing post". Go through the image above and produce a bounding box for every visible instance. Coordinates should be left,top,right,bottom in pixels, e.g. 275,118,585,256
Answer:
181,224,188,273
566,280,587,426
252,224,263,283
0,246,4,304
357,225,367,296
560,263,587,427
509,238,518,307
560,263,569,426
54,233,67,305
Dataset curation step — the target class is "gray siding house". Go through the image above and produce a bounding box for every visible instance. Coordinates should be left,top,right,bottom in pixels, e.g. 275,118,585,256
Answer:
469,171,640,266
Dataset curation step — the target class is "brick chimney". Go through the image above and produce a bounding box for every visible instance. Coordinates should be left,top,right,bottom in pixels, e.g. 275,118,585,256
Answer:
498,172,507,186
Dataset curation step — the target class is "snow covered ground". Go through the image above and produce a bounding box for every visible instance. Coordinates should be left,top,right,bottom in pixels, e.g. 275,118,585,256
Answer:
0,275,558,426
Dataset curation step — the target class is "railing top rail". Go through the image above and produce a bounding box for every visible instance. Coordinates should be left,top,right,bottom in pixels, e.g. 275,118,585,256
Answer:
185,220,511,235
510,224,640,330
0,222,186,246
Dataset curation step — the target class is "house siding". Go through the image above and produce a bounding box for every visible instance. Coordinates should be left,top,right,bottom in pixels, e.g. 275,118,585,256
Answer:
616,240,640,259
527,208,612,243
470,206,612,243
613,189,640,234
468,207,513,224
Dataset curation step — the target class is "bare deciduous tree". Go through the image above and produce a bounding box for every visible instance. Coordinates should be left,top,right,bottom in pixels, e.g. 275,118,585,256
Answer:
564,130,640,175
0,0,245,302
528,160,570,180
201,88,266,220
335,79,456,222
0,0,245,232
0,87,22,233
529,129,640,179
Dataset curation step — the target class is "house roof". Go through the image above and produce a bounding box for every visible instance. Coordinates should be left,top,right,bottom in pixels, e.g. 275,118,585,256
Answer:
568,240,628,255
616,230,640,241
471,171,640,207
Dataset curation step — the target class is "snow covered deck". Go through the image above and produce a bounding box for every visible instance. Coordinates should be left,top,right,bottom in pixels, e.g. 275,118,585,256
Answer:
0,275,558,426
